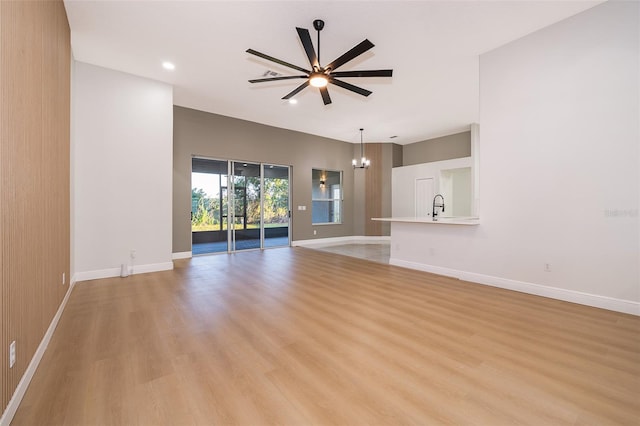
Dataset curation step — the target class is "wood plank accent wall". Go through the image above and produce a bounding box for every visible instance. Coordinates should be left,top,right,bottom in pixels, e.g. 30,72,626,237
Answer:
1,0,70,415
364,143,383,236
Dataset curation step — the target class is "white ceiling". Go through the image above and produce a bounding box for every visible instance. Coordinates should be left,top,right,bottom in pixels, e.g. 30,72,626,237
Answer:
64,0,602,145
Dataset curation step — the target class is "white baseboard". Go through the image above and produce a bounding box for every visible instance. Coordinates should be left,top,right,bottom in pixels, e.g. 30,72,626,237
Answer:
293,235,390,247
74,267,120,281
172,251,192,260
134,262,174,275
74,261,174,282
390,258,640,316
0,279,76,426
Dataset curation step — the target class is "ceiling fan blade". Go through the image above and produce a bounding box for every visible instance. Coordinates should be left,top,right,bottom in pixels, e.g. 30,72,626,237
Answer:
330,78,372,97
325,39,375,72
249,75,308,83
330,69,393,78
319,86,332,105
246,49,310,74
281,81,310,100
296,27,319,69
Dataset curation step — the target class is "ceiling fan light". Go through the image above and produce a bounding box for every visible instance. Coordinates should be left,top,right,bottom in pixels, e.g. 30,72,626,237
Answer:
309,74,328,88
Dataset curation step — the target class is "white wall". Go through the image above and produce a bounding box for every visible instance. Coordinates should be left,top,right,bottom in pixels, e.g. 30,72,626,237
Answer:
443,167,471,217
391,1,639,314
392,157,473,217
73,62,173,280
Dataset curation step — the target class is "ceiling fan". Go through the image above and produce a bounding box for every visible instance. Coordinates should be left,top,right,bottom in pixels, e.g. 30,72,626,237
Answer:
246,19,393,105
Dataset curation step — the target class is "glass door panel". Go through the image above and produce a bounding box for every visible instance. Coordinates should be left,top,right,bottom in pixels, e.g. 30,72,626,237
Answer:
191,158,229,254
263,165,290,248
231,162,261,251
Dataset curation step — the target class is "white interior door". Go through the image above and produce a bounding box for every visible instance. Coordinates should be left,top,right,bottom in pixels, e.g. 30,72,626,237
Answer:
415,178,434,217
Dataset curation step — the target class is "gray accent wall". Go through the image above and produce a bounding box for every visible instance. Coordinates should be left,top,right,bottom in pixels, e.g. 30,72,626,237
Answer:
173,106,356,253
402,131,471,165
392,143,403,168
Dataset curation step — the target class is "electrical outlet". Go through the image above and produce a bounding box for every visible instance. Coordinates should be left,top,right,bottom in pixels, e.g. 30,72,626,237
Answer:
9,341,16,368
544,263,552,272
62,272,65,285
130,250,136,259
313,230,317,235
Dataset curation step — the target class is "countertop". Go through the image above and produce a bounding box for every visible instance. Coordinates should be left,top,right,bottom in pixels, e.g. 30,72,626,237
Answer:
371,216,480,225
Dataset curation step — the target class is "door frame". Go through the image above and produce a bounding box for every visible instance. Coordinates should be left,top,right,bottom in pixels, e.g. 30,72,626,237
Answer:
191,156,291,254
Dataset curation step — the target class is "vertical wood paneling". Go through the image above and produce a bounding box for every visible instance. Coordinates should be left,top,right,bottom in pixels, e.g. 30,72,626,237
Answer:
364,143,383,236
0,0,4,408
1,0,70,416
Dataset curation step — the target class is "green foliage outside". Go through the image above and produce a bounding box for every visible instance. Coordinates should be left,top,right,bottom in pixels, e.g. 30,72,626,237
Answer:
191,187,223,231
192,176,288,232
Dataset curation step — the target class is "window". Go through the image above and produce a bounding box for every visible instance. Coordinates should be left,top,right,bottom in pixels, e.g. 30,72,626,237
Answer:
312,169,342,224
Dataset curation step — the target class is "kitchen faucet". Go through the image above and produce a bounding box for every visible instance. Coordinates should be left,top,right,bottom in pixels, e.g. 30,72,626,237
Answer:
432,194,445,220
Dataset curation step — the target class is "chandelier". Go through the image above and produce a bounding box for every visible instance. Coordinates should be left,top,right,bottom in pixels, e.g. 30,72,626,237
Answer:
352,128,370,169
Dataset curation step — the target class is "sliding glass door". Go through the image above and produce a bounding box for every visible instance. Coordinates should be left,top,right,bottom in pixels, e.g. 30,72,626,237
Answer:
263,165,290,248
191,158,229,255
231,162,261,251
191,158,290,254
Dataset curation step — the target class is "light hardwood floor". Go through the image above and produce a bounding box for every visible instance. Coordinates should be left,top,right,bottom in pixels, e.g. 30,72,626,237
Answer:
308,243,390,264
12,248,640,425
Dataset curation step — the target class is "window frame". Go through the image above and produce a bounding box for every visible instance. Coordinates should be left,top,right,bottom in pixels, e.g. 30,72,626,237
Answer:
311,168,343,225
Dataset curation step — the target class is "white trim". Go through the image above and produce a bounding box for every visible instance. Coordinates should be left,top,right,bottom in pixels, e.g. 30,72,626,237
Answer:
74,267,120,281
0,279,76,426
74,261,174,282
133,262,174,274
390,258,640,316
172,251,192,260
292,235,390,247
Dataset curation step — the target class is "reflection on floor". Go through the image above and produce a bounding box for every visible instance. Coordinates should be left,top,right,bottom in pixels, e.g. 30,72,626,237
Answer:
308,243,390,264
193,236,289,255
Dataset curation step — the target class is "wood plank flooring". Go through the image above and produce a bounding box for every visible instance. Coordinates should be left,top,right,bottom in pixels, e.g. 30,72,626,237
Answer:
308,243,390,264
12,248,640,425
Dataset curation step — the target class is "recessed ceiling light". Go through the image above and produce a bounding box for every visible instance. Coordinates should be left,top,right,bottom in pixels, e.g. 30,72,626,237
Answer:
162,61,175,71
288,99,298,105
